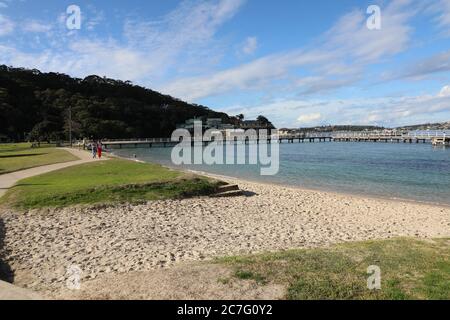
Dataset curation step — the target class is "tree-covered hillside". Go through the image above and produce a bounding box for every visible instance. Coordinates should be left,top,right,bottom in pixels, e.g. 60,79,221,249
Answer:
396,122,450,131
297,125,385,132
0,66,231,142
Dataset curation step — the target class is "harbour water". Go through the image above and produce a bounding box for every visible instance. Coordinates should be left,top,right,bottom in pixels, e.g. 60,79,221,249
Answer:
112,142,450,205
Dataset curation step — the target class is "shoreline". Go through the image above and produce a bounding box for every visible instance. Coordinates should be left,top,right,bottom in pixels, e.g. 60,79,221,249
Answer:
109,150,450,210
185,168,450,210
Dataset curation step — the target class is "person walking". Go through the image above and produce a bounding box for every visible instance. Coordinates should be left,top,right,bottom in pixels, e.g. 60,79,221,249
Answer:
97,143,103,159
92,143,97,159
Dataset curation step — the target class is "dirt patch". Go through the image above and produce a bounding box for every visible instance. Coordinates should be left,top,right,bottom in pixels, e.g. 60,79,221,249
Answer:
52,262,285,300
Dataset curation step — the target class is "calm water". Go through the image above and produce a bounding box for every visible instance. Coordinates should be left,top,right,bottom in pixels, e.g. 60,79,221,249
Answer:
112,142,450,205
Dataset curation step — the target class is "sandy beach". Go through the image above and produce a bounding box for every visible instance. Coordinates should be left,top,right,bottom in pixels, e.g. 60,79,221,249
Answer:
0,173,449,299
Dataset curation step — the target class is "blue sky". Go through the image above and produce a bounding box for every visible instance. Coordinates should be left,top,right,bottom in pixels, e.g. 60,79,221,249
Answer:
1,0,450,127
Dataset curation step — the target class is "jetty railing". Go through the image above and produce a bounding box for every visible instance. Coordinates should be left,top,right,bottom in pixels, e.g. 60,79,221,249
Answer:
90,130,448,148
332,130,448,140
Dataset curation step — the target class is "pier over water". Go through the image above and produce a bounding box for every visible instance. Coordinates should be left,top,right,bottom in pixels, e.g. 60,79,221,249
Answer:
98,130,449,149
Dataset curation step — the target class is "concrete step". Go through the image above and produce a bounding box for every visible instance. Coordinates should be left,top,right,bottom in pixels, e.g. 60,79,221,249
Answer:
217,184,240,193
211,190,243,198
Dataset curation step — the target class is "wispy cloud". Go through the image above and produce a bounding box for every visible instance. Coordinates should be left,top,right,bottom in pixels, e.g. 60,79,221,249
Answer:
320,0,414,63
22,20,52,33
0,0,245,82
123,0,245,75
162,0,416,101
85,4,105,31
0,14,14,36
428,0,450,33
241,36,258,55
440,85,450,97
162,50,334,100
297,113,322,125
226,88,450,128
384,50,450,81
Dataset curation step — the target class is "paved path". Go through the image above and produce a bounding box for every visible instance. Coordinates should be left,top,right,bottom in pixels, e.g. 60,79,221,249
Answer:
0,148,105,198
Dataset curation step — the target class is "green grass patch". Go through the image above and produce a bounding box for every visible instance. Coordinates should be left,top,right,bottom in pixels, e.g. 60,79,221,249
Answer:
0,158,220,209
0,143,78,174
234,270,267,284
218,238,450,300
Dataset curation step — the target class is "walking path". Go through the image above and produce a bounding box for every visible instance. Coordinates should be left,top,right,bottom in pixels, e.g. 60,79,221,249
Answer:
0,148,105,198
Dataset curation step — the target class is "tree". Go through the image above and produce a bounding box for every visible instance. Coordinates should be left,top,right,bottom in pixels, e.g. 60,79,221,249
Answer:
29,120,62,142
256,115,275,129
0,65,233,141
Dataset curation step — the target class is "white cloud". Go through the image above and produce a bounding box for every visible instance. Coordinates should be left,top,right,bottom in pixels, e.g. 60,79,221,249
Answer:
22,20,52,33
68,39,155,80
162,0,416,101
162,50,332,100
0,39,155,81
224,87,450,128
0,0,245,83
324,0,415,63
428,0,450,31
124,0,244,52
294,75,361,95
0,14,14,36
297,113,322,125
387,50,450,81
439,85,450,97
241,36,257,55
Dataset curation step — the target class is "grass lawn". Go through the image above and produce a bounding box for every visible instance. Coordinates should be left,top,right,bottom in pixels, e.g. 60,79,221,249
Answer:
218,238,450,300
0,143,78,174
0,158,220,209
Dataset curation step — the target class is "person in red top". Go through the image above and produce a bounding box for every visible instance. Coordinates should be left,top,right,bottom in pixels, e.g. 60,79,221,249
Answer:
97,143,102,159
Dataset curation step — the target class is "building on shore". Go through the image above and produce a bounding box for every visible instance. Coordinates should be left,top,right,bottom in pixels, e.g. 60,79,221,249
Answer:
240,120,275,130
177,118,234,133
176,116,276,141
277,128,303,137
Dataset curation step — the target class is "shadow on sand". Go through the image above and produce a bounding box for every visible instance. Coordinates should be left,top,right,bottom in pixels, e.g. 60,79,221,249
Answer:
0,218,14,283
242,190,258,197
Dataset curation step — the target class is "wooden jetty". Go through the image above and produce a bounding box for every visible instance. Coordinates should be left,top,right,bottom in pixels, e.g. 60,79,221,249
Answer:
333,136,427,143
100,134,333,149
97,131,448,149
332,131,446,144
101,138,177,149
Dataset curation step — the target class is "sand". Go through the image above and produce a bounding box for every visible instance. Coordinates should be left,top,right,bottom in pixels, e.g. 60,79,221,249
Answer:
0,175,449,299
